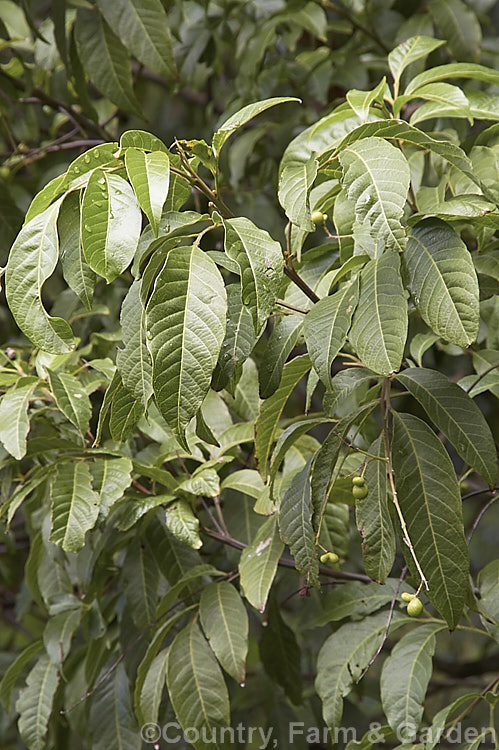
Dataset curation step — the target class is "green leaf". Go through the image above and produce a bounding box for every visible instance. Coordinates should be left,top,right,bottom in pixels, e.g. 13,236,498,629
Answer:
0,377,38,460
43,607,81,665
91,456,133,517
58,192,95,310
123,536,159,630
409,332,439,367
47,369,91,436
146,245,226,448
304,280,358,389
89,663,141,750
391,412,469,628
212,284,256,394
316,611,403,730
259,315,303,399
239,515,284,612
116,280,152,406
278,457,319,586
406,83,472,124
380,623,445,733
0,639,44,711
403,219,479,347
220,469,265,499
109,374,144,442
5,199,75,353
349,253,408,376
388,36,445,90
339,137,410,256
96,0,176,79
396,368,497,487
355,436,395,583
50,461,100,553
166,620,230,749
428,0,481,62
270,417,326,490
74,7,142,117
278,153,318,231
405,62,499,96
224,217,283,331
346,78,387,123
165,500,202,549
213,97,300,157
314,579,402,626
260,602,302,705
255,355,311,479
119,129,169,154
16,655,59,750
124,148,170,237
200,582,248,684
81,170,141,283
60,143,120,193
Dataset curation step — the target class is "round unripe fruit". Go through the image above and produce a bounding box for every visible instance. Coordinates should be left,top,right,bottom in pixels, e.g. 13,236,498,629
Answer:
352,476,365,487
352,484,368,500
0,166,10,180
401,592,414,603
407,597,423,617
320,552,339,565
311,210,325,226
320,553,329,564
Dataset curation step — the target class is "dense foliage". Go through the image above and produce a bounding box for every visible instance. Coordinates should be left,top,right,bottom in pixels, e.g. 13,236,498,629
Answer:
0,1,499,748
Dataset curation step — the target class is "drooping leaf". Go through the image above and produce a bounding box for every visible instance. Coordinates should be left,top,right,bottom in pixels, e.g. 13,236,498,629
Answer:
146,245,226,448
404,219,479,347
349,252,408,375
200,582,248,684
47,369,91,436
259,315,303,399
89,663,141,750
96,0,176,79
123,536,159,630
304,279,358,389
355,436,395,583
81,170,142,283
260,601,303,705
5,199,75,353
396,368,497,486
381,623,444,734
108,373,144,442
43,607,81,665
91,456,133,518
212,284,256,394
116,280,152,406
339,137,410,256
165,500,202,549
58,192,95,310
166,620,230,750
314,579,403,626
50,461,100,553
124,147,170,237
16,656,59,750
405,62,499,96
391,412,469,628
239,515,284,612
0,640,44,711
346,78,387,123
278,153,318,231
0,377,38,460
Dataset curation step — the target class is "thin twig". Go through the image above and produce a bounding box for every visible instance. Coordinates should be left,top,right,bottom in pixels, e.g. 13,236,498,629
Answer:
467,494,498,544
465,362,499,394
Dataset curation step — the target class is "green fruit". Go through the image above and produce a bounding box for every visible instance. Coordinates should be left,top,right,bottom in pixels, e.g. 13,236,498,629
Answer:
352,476,365,486
401,592,414,603
0,166,10,180
311,210,325,226
407,597,423,617
320,552,339,565
320,553,329,564
352,484,368,500
460,480,470,493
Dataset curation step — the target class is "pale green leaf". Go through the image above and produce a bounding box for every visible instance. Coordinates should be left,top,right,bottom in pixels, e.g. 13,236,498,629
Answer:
0,640,44,711
91,456,133,518
50,461,100,553
200,582,248,684
47,369,91,436
239,515,284,612
391,412,469,628
405,62,499,95
165,499,202,549
349,253,408,375
278,153,318,231
124,147,170,236
220,469,265,499
59,143,120,193
404,219,479,347
279,457,319,586
269,417,326,489
0,377,38,460
259,315,303,399
388,36,445,88
178,467,220,497
43,607,81,665
346,78,387,122
119,129,169,154
146,245,226,448
116,280,152,406
58,192,95,310
5,199,75,353
82,170,141,283
16,655,59,750
409,332,439,367
304,280,358,389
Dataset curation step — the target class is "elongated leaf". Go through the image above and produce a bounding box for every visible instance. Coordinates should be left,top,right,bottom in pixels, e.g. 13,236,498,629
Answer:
278,457,319,586
239,515,284,612
50,461,100,553
406,62,499,95
255,355,311,478
391,412,469,628
404,219,479,347
349,253,407,376
75,8,142,116
355,436,395,583
212,284,256,394
388,36,445,89
0,377,38,460
0,640,44,711
278,153,318,231
124,148,170,236
96,0,175,79
89,663,141,750
91,456,133,517
6,199,75,353
60,143,120,193
166,620,230,750
58,192,95,309
43,607,81,665
224,217,283,331
304,280,358,389
213,97,299,157
16,656,59,750
47,369,91,436
428,0,481,62
259,315,303,398
397,368,497,486
200,582,248,684
138,650,167,728
315,579,402,626
316,611,402,730
123,536,159,630
220,469,265,499
146,245,226,448
346,78,387,123
82,170,141,283
165,500,202,549
109,374,144,442
260,602,302,704
381,623,444,733
270,417,326,489
116,280,152,405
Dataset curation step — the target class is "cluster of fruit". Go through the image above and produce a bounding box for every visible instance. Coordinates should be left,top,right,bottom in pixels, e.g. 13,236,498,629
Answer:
401,591,423,617
351,475,368,499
